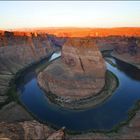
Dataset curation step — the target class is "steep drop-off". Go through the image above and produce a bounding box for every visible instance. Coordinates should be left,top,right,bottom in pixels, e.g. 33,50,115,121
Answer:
0,32,66,139
0,31,55,105
111,37,140,68
96,36,140,68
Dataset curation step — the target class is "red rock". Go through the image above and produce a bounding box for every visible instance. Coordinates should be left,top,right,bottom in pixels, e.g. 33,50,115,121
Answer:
38,38,106,102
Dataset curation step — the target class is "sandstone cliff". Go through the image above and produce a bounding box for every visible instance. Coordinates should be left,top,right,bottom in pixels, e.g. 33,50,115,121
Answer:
111,37,140,68
0,31,65,140
0,31,55,106
38,38,106,103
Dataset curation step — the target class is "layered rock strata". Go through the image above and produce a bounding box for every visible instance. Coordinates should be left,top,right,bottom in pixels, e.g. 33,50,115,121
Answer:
95,36,140,68
0,31,55,105
112,37,140,69
38,38,106,103
0,31,65,140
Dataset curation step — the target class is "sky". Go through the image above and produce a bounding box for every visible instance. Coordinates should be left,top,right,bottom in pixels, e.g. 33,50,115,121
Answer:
0,1,140,29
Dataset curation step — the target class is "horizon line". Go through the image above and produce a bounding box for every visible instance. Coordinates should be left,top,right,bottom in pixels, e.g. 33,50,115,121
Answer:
1,26,140,31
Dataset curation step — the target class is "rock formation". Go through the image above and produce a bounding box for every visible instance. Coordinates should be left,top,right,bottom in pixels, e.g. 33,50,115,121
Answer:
1,29,140,139
0,31,57,105
94,36,140,69
0,102,33,122
0,31,65,140
112,37,140,68
0,120,65,140
38,38,106,103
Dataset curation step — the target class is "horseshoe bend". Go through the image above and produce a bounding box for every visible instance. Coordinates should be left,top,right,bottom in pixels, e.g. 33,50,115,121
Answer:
37,38,117,109
1,1,140,139
0,28,140,139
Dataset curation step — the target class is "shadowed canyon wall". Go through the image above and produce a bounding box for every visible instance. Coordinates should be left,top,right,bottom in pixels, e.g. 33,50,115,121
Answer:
0,31,56,105
95,36,140,68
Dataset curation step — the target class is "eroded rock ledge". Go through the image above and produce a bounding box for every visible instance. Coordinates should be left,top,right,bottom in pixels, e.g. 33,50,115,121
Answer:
38,38,106,105
0,120,65,140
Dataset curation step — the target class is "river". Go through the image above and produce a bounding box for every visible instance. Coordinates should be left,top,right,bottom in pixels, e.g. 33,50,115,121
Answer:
17,52,140,132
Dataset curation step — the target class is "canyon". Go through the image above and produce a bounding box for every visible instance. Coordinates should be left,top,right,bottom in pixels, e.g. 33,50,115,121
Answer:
0,31,54,105
0,28,140,139
0,31,65,139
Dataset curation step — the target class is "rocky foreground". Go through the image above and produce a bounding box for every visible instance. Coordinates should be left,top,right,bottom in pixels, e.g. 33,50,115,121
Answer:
1,102,140,139
0,120,65,140
38,38,106,105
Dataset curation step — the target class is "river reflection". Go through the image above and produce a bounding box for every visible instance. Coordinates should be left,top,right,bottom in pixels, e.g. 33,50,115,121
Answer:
17,52,140,132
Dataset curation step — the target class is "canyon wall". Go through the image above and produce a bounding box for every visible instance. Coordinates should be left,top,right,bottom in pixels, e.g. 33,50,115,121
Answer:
94,36,140,68
111,37,140,68
0,31,55,105
0,32,66,140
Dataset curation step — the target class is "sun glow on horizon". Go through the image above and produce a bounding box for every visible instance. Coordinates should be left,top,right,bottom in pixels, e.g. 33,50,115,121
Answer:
0,1,140,30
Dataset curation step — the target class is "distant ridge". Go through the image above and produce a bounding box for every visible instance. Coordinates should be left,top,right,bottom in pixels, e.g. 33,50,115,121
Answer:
1,27,140,37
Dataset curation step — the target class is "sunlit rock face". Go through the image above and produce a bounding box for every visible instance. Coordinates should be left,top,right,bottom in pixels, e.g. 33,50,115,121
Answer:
62,38,106,77
38,38,106,101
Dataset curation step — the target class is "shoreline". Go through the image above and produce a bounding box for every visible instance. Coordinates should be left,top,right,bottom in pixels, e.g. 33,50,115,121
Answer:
38,70,118,110
111,52,140,69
